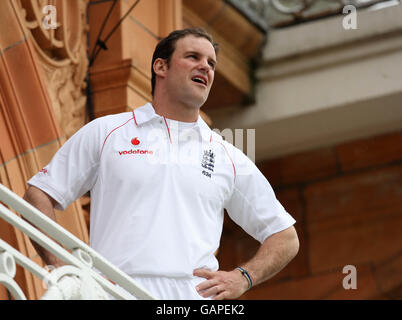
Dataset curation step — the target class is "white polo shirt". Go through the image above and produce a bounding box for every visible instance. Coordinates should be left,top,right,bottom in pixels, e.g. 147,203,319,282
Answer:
28,102,295,278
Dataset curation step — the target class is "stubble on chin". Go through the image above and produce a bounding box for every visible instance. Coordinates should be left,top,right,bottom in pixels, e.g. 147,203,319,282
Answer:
181,85,210,109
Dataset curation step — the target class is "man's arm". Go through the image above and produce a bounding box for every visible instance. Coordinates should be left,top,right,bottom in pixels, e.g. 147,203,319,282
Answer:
23,186,65,268
193,225,299,300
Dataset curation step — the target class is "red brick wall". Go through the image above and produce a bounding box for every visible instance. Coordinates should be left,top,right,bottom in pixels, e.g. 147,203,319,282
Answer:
217,131,402,299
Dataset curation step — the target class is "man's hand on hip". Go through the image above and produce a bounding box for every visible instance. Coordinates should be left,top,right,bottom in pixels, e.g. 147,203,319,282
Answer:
193,268,249,300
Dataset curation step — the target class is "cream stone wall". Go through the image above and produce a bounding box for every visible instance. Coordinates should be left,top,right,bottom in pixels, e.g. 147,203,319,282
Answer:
209,4,402,161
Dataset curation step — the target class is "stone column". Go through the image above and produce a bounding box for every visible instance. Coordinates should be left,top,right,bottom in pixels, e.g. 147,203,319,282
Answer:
0,0,89,299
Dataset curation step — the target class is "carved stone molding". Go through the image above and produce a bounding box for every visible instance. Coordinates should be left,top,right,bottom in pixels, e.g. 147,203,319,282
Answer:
17,0,89,139
227,0,396,28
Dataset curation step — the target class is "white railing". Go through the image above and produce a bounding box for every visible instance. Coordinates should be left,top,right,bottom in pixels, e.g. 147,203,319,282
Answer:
0,183,156,300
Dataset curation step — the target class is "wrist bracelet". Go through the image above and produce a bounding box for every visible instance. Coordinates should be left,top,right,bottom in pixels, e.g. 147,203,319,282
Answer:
236,266,253,290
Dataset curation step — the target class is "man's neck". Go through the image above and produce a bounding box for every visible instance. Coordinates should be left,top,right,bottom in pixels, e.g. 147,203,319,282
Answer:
152,97,199,123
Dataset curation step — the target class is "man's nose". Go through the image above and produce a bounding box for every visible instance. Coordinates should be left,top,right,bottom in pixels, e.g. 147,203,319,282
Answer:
198,59,211,73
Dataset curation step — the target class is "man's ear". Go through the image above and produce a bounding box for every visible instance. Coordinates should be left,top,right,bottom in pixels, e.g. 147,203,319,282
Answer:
153,58,168,78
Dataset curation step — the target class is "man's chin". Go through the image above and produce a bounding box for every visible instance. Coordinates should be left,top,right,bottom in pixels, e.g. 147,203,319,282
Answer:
184,95,209,110
196,98,209,109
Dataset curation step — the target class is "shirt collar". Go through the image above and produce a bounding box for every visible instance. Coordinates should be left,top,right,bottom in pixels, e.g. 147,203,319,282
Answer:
132,103,212,142
132,102,159,125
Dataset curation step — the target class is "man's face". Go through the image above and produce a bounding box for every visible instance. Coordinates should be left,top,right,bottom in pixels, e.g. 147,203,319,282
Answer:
164,35,217,109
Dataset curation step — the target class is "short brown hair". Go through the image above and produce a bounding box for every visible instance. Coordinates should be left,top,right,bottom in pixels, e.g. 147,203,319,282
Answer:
151,28,219,96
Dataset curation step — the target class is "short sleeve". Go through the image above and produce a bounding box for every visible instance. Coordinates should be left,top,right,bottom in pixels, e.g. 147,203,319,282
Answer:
27,118,104,210
224,146,296,243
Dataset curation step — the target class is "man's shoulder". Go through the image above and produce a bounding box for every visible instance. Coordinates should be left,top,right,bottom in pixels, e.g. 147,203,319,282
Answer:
88,111,134,131
210,131,248,162
95,111,133,124
211,131,240,153
211,131,258,174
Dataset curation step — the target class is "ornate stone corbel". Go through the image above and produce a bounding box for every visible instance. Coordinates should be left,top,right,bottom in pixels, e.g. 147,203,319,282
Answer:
17,0,90,139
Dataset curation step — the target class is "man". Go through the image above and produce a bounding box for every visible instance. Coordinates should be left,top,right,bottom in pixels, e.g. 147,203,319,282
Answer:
24,28,299,300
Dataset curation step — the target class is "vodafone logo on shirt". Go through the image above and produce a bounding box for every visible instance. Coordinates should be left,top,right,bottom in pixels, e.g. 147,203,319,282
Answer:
131,137,140,146
118,137,154,156
118,149,153,155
